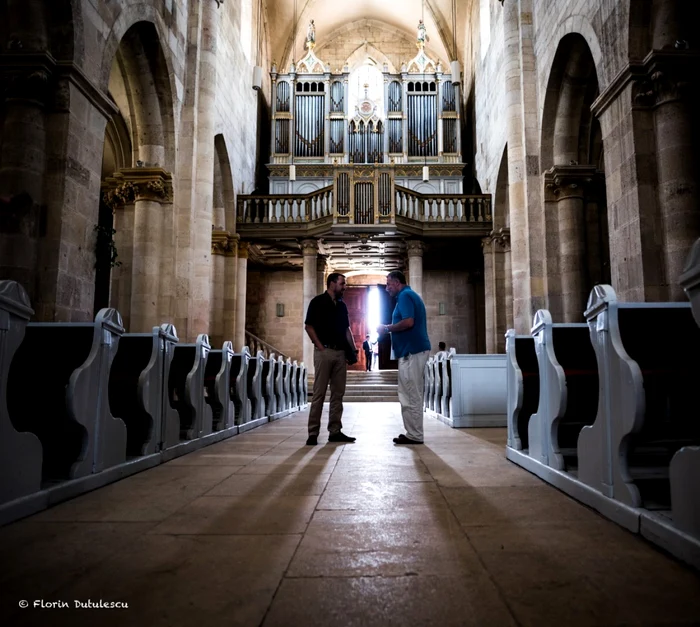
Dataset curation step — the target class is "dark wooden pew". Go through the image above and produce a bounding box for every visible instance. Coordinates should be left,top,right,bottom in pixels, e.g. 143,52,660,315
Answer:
528,310,598,471
204,341,234,431
298,362,308,406
0,281,43,505
7,308,127,481
579,285,700,509
440,349,456,418
168,334,213,440
108,325,179,456
290,360,299,409
506,330,540,452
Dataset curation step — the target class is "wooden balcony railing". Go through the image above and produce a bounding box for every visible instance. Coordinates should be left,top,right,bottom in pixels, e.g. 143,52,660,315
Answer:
394,185,492,223
237,186,333,224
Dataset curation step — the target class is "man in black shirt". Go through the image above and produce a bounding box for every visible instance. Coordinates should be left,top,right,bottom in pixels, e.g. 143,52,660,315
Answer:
362,334,372,371
304,272,358,445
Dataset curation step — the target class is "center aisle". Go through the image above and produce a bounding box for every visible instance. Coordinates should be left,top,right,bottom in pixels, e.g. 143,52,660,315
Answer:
2,403,699,627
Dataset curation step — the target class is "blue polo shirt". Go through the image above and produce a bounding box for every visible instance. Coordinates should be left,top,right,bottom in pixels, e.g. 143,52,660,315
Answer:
391,286,431,358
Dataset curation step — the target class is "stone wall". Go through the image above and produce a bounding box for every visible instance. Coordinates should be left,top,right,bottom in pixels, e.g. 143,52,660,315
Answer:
246,269,304,362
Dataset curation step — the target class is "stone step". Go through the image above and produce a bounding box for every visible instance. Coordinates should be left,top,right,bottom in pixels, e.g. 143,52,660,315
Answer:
341,396,399,402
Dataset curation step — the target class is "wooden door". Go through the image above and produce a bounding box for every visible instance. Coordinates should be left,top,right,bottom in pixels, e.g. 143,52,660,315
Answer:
342,286,368,371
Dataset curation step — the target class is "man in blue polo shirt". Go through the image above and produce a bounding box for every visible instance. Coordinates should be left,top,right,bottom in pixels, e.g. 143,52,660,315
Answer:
377,270,431,444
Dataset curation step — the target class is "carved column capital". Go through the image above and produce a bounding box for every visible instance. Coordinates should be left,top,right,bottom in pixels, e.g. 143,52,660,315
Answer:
103,168,173,209
633,51,698,108
481,236,494,254
493,227,511,251
544,165,598,201
300,238,319,256
237,241,250,259
211,230,239,256
406,239,426,257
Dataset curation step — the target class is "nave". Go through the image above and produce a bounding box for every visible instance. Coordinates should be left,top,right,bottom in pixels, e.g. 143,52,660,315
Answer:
2,404,700,627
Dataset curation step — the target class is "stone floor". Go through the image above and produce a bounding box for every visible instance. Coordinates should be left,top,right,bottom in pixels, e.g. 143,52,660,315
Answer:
2,403,700,627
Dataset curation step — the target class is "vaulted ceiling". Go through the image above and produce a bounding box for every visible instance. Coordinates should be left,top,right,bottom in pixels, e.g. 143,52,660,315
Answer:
264,0,471,71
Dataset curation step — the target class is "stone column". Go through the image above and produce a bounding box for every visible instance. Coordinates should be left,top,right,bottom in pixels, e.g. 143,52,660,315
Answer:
234,241,249,350
104,168,173,332
316,254,328,295
210,229,231,346
223,233,239,343
301,239,319,376
646,64,699,297
482,237,496,353
501,229,514,332
545,165,596,322
406,240,426,297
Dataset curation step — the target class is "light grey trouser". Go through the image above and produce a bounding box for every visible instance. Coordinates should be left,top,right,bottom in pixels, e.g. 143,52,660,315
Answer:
308,348,347,436
397,350,430,442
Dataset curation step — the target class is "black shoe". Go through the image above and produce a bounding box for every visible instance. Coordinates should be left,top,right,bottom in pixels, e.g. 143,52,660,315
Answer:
306,435,318,446
328,431,356,443
393,434,423,445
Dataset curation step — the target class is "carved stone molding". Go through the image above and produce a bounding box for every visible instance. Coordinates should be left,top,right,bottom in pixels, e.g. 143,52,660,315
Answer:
406,240,426,257
300,238,319,256
481,236,493,253
544,165,598,201
634,67,691,108
103,168,173,209
211,230,239,256
238,241,250,260
493,227,511,251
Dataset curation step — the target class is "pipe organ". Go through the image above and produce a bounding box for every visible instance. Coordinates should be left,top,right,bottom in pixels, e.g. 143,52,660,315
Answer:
270,40,461,168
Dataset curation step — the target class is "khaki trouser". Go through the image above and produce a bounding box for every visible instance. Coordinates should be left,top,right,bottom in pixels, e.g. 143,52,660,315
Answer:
397,350,430,442
308,348,347,436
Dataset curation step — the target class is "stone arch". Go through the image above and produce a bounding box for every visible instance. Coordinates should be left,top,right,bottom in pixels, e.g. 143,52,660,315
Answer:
107,22,176,169
541,33,610,322
214,134,237,233
345,43,397,74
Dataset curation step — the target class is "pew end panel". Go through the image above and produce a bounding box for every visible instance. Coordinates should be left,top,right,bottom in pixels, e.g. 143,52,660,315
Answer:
669,446,700,540
679,238,700,327
449,354,507,427
185,334,213,439
0,281,43,505
215,342,235,430
247,350,266,420
527,311,569,468
76,308,127,474
158,324,181,450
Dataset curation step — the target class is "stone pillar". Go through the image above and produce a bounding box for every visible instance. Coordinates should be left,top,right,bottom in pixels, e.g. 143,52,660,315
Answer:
234,241,249,350
301,239,319,376
503,0,545,331
316,254,328,295
502,229,514,332
406,240,425,297
545,165,596,322
646,64,699,297
103,169,174,332
482,237,496,353
191,0,219,336
210,230,232,346
223,233,239,343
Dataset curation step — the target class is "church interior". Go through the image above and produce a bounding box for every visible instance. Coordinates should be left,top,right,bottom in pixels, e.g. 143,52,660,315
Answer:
1,0,700,625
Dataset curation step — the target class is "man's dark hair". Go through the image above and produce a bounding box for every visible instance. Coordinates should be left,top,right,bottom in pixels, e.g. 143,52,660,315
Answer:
387,270,407,285
327,272,345,288
439,342,446,351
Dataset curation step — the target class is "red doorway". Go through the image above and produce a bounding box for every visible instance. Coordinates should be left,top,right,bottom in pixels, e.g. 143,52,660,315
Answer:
342,286,368,371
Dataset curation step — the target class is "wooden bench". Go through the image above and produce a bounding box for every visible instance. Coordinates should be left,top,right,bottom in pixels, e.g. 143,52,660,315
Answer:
439,349,456,418
447,354,507,427
505,330,540,452
579,285,700,508
204,341,234,431
230,347,251,425
247,350,265,421
274,355,285,415
7,308,127,481
0,281,42,505
671,238,700,537
168,334,213,440
527,310,598,471
109,324,179,456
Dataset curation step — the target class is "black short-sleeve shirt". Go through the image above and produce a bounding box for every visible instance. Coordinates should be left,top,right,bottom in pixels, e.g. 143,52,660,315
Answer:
304,292,350,347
